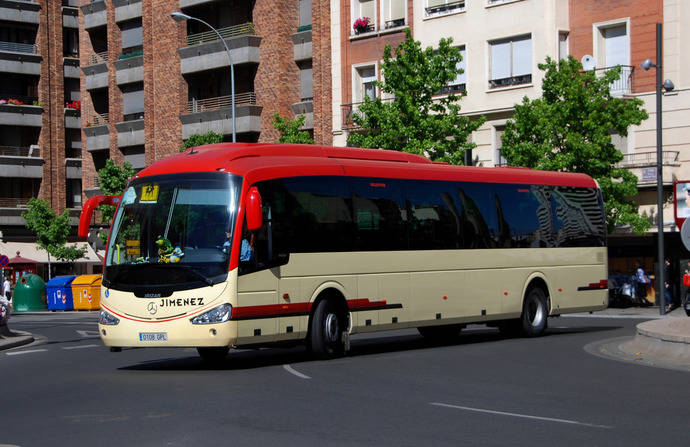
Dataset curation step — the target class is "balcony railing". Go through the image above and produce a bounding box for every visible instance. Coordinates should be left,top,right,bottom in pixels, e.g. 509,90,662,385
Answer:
341,98,393,129
0,41,38,54
616,151,680,168
186,23,256,46
425,0,466,17
0,197,31,208
595,65,634,95
87,112,109,126
0,93,39,105
89,51,108,65
489,74,532,89
0,146,40,157
185,93,256,113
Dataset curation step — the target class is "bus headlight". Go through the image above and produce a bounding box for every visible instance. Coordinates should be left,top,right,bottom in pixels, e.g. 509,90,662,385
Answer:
190,303,232,325
99,310,120,326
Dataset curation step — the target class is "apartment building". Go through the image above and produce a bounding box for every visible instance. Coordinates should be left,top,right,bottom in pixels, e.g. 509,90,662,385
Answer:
79,0,333,201
0,0,83,238
331,0,411,146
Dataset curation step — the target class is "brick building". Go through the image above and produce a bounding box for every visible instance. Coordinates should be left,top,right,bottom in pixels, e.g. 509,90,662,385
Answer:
0,0,82,239
78,0,333,208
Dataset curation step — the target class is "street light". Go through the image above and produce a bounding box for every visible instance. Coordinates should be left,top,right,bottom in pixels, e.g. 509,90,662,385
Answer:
641,23,675,315
171,11,236,143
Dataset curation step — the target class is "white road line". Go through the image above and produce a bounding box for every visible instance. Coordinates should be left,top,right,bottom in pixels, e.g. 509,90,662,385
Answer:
62,344,100,350
283,364,311,379
6,349,48,356
430,402,611,429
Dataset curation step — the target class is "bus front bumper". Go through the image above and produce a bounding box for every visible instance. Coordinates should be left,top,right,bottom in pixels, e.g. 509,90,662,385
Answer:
98,318,236,348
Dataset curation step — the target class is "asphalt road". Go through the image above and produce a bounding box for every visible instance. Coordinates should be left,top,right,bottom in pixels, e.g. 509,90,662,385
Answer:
1,313,687,446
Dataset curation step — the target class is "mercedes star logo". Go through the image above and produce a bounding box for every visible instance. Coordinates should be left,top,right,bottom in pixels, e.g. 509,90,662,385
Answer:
147,302,158,315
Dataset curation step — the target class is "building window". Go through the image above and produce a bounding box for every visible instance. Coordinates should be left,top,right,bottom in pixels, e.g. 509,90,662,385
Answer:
299,0,312,29
594,20,631,95
425,0,465,18
489,35,532,89
299,61,313,101
494,125,506,166
122,83,144,121
383,0,406,28
439,46,466,94
120,20,143,56
352,0,377,34
558,31,569,60
354,65,377,102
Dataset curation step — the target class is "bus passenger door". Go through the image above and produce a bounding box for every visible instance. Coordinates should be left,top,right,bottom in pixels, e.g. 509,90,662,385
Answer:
236,269,278,344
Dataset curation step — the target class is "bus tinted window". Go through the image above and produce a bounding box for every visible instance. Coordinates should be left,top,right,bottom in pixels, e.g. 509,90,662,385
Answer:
352,178,407,250
457,183,496,249
406,180,463,250
552,186,606,247
493,184,553,248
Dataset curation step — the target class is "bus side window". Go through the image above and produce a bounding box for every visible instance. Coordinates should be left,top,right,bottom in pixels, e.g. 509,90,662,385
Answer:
352,178,407,251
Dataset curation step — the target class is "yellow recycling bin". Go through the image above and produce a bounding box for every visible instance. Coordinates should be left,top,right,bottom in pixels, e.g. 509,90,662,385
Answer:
71,274,102,310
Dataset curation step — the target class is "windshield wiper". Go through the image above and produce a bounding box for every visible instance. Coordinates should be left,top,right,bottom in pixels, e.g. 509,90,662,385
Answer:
169,264,214,286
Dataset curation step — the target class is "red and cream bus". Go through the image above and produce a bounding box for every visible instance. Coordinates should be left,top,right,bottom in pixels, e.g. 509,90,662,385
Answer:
79,143,608,361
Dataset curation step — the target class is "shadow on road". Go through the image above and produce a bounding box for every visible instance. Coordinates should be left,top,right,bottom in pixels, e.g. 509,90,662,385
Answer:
118,323,622,372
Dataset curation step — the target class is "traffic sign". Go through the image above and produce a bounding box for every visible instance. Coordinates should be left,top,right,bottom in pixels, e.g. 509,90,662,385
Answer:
682,218,690,252
0,255,8,267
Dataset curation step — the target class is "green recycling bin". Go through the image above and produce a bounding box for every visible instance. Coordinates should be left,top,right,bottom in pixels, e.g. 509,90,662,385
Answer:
12,274,46,312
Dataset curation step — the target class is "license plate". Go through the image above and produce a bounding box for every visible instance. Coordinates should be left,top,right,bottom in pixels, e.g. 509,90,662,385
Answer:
139,332,167,342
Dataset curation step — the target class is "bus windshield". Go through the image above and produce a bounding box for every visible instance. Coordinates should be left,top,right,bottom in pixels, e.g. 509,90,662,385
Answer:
103,172,242,292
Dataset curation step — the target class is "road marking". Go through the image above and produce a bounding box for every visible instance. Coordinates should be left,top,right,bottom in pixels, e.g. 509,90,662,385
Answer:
283,364,311,379
62,344,100,350
76,330,100,338
6,349,48,356
430,402,611,429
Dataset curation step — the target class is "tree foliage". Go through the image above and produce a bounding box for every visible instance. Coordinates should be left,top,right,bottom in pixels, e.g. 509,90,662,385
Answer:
179,131,224,152
501,56,650,233
347,29,484,164
272,114,314,144
22,198,87,278
97,159,136,244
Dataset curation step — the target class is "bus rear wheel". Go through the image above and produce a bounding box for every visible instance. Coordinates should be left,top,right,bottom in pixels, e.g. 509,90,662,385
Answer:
309,299,345,359
197,346,229,363
520,287,548,337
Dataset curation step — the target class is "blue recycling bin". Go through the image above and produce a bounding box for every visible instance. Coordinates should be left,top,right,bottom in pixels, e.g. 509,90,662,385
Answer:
46,275,77,311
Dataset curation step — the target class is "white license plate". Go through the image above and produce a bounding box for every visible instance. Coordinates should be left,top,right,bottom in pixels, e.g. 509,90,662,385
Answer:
139,332,168,342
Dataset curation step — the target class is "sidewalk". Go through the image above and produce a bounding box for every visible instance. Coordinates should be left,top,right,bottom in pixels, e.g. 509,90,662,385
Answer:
0,327,34,351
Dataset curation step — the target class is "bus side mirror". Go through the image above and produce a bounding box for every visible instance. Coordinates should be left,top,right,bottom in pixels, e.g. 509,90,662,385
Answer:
246,187,263,231
78,195,121,238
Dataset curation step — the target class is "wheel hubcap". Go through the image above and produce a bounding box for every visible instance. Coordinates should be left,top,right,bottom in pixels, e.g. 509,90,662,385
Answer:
325,313,339,343
529,299,544,327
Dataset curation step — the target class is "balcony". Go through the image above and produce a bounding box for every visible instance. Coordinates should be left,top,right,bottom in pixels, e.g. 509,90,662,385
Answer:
0,145,43,178
291,100,313,130
113,0,142,23
595,65,634,96
62,5,78,28
292,29,312,62
65,157,81,179
63,56,80,78
0,100,42,127
341,99,393,130
84,113,109,151
115,116,144,148
64,107,80,129
0,41,41,75
424,0,465,18
80,0,107,30
0,0,40,25
178,23,260,75
180,93,261,138
617,151,680,187
114,54,143,85
83,52,108,90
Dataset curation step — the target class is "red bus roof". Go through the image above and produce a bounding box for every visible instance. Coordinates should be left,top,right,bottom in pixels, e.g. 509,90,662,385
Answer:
134,143,597,189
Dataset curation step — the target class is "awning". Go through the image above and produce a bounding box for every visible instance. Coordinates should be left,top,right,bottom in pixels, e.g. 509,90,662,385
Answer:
0,241,101,263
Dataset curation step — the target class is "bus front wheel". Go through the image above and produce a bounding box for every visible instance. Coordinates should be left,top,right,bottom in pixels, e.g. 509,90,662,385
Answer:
520,287,548,337
309,299,345,359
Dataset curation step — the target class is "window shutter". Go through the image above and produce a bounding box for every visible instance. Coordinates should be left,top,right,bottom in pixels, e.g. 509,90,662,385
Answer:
604,25,628,67
300,66,313,100
121,23,142,49
427,0,446,7
390,0,405,20
512,36,532,77
123,89,144,114
491,41,511,80
359,0,375,20
299,0,312,27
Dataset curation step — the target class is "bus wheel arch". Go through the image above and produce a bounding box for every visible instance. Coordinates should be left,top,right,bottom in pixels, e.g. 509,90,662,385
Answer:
307,288,349,359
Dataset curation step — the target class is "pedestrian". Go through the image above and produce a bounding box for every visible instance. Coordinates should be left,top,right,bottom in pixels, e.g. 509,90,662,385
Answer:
634,261,652,306
2,276,10,304
664,258,675,312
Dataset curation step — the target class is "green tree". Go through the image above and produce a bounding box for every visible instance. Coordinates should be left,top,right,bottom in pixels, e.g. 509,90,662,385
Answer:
501,56,650,233
179,131,224,152
97,159,136,245
347,29,484,164
272,114,314,144
22,198,87,279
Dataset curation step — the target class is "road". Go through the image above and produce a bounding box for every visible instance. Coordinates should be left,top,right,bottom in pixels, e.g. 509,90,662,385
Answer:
1,312,687,446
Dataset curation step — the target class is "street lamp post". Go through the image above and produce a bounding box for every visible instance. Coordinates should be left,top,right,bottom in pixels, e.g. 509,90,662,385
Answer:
171,11,236,143
641,23,675,315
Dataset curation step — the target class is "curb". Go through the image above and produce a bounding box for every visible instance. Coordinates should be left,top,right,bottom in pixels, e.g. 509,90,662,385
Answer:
636,318,690,344
0,330,35,351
